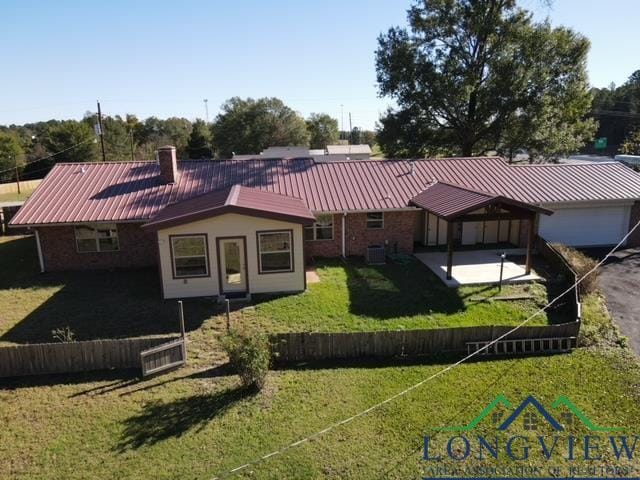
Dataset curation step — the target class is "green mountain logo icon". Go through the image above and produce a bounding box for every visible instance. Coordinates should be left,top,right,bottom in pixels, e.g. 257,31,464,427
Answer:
436,395,623,432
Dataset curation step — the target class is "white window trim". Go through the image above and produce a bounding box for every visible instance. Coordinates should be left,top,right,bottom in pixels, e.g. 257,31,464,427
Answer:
74,224,119,253
257,231,293,274
171,234,209,279
366,212,384,230
304,214,334,241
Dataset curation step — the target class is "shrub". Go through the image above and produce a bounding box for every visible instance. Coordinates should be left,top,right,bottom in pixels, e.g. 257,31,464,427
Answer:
221,330,271,390
578,293,628,348
551,243,599,295
51,326,75,343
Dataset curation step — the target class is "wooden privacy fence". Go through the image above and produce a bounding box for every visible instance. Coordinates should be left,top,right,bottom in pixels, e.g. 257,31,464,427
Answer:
537,238,582,321
0,179,41,195
270,322,581,362
0,336,178,378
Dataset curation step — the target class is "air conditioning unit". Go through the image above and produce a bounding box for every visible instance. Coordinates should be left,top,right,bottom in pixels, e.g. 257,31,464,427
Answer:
366,245,386,265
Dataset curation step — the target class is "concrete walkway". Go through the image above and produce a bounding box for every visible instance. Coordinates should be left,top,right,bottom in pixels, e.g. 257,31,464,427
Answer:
414,248,542,287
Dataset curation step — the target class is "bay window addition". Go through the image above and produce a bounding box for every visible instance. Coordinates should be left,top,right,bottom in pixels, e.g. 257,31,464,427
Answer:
170,235,209,278
75,224,119,252
366,212,384,229
258,231,293,273
304,214,334,241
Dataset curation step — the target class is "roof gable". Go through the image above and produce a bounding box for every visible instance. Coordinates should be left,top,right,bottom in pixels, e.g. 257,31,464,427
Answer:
142,184,315,231
410,182,553,220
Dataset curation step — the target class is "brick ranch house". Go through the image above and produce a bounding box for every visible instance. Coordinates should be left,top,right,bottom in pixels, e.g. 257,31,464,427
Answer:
10,146,640,299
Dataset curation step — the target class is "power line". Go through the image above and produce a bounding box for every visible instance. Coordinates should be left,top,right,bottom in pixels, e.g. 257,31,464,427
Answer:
0,136,96,177
209,218,640,480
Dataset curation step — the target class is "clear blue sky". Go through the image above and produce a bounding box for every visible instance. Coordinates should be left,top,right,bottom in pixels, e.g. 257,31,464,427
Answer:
1,0,638,130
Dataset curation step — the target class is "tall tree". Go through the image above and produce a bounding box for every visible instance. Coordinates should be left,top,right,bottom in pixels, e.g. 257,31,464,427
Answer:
42,121,98,165
590,69,640,151
0,132,25,179
187,119,212,159
621,128,640,155
306,113,339,149
163,117,193,158
211,97,310,158
375,0,596,160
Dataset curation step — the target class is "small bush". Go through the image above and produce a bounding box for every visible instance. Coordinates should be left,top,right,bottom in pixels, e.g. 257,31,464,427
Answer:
579,293,628,348
221,330,271,390
551,243,599,295
51,326,75,343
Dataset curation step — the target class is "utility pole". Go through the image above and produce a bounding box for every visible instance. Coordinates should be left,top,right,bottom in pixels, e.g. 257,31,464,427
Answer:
129,130,135,161
13,156,20,194
340,104,344,140
96,100,106,162
348,112,352,143
203,99,209,123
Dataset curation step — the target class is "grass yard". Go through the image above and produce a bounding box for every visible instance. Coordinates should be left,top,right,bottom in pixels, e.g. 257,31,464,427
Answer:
0,189,34,203
0,236,561,344
1,333,639,479
0,236,215,345
244,259,555,332
1,235,639,479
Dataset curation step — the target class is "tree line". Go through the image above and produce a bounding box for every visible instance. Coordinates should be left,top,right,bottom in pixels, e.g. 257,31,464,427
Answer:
2,0,640,182
0,97,375,182
591,70,640,155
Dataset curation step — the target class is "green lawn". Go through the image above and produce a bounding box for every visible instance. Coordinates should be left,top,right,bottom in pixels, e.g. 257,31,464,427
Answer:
0,236,561,344
0,189,34,202
1,236,639,479
0,236,215,345
1,337,639,479
245,259,556,332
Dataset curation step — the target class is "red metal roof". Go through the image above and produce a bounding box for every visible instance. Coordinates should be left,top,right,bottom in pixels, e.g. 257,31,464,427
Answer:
410,182,553,220
142,184,315,230
10,157,640,226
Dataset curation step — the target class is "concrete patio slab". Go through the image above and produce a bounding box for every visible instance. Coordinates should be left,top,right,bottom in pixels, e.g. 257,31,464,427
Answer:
414,248,542,287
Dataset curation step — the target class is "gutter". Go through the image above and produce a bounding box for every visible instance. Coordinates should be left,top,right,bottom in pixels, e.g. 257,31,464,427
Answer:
341,212,346,258
34,229,45,273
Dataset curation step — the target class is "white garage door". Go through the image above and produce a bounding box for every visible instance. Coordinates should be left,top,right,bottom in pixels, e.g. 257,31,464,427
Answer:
539,205,631,246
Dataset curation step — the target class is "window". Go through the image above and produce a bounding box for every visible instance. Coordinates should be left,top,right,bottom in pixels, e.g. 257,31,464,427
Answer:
171,235,209,278
75,224,119,252
366,212,384,229
258,231,293,273
304,214,334,241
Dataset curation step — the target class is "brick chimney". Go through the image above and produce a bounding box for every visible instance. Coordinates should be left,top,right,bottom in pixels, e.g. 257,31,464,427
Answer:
157,146,178,184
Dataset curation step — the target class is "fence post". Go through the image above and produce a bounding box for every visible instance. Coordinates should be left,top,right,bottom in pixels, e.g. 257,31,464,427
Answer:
225,299,231,332
178,300,187,361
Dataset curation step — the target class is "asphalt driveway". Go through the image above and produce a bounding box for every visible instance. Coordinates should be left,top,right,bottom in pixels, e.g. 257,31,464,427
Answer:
584,248,640,355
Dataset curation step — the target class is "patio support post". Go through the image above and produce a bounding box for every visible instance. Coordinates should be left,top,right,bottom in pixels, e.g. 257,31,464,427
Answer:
525,215,535,274
446,220,454,280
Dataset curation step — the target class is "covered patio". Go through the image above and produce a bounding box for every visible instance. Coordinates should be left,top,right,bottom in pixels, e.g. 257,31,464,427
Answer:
410,182,553,286
414,248,542,287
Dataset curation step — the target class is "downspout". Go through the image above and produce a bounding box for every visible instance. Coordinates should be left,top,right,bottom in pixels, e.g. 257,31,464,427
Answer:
34,229,45,273
341,212,346,258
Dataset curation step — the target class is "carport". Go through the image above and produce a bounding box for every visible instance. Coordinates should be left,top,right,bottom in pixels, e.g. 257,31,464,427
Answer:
410,182,553,281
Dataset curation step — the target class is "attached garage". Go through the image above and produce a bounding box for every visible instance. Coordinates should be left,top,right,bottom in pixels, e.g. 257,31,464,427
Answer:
538,203,631,247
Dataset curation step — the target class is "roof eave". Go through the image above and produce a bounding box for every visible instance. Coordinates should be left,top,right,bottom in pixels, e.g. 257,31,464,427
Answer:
142,205,315,231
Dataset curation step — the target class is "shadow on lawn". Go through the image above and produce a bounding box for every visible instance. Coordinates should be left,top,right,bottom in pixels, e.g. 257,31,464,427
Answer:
342,258,465,319
116,384,256,451
0,236,214,344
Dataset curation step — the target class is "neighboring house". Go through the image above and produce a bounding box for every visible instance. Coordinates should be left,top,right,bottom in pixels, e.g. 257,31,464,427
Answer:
232,144,372,162
10,146,640,299
324,144,372,160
